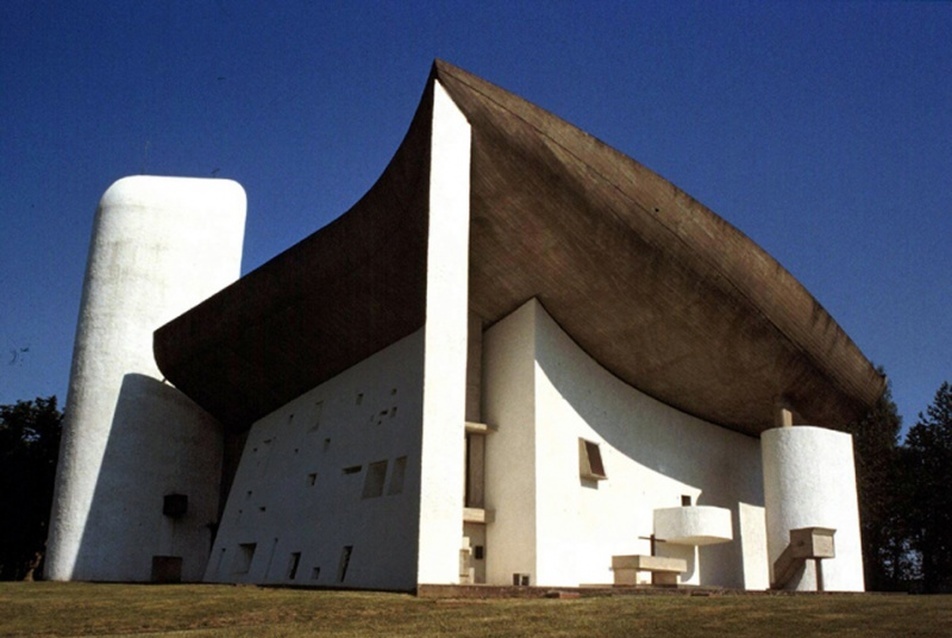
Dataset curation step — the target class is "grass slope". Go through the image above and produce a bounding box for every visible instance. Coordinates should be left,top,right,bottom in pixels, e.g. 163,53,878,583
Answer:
1,583,950,637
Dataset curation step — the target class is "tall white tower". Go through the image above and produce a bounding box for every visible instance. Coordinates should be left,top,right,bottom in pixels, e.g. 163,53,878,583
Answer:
761,426,865,591
46,176,246,582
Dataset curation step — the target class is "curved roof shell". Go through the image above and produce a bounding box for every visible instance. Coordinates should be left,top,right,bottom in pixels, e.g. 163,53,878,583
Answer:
154,60,884,436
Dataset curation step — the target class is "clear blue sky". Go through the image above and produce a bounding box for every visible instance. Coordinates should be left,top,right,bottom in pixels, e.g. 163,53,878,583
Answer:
1,1,949,435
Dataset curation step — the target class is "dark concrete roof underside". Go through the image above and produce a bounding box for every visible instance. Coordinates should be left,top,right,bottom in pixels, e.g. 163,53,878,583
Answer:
155,60,884,436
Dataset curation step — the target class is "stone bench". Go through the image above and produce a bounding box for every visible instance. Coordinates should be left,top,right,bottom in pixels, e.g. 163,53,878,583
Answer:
612,554,688,586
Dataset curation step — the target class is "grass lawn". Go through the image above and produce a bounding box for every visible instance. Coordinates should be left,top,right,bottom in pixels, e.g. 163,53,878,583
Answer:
1,582,950,637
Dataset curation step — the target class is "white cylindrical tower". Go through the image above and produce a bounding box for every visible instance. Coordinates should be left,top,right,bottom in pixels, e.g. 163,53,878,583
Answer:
761,426,865,591
46,176,246,582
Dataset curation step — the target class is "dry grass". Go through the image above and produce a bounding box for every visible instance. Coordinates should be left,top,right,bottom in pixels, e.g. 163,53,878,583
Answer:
1,582,950,637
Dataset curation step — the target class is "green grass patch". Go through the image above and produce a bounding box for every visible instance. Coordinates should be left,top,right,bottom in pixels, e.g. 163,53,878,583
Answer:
1,583,950,637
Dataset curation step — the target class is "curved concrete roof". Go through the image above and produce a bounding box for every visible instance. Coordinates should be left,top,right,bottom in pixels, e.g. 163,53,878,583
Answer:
155,60,884,435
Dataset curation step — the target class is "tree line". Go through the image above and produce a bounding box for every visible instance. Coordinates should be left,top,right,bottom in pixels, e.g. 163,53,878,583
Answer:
843,377,952,593
1,381,950,590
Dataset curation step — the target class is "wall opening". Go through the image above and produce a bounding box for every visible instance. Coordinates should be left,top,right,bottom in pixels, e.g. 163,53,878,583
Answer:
465,433,486,507
388,456,407,495
287,552,301,580
579,438,607,481
162,493,188,518
235,543,256,574
150,556,182,583
362,460,388,498
337,545,353,582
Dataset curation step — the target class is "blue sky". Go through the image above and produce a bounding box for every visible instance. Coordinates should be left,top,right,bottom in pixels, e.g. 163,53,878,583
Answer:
1,1,949,434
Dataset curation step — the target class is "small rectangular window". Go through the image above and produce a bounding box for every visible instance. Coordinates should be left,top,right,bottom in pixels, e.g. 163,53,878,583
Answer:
387,456,407,495
342,465,362,475
337,545,353,582
311,566,321,580
362,460,388,498
150,555,183,583
235,543,256,574
307,473,317,486
287,552,301,580
579,438,607,480
681,494,692,506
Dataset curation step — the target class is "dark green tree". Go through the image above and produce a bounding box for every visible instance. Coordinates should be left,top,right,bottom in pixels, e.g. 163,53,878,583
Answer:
841,373,907,590
903,381,952,593
0,396,62,580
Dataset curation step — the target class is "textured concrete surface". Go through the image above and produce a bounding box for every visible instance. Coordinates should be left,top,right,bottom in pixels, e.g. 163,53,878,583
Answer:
762,426,864,591
47,176,245,582
154,61,882,437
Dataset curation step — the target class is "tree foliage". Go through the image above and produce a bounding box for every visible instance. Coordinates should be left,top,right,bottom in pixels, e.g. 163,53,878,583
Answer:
841,375,908,590
0,396,62,580
902,381,952,593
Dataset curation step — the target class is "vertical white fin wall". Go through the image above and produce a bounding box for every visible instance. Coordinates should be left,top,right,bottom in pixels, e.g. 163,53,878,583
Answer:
762,426,865,591
482,301,539,585
46,176,245,581
416,80,472,584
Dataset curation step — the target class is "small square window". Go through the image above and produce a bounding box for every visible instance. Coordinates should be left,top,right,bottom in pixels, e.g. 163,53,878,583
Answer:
163,493,188,518
579,438,607,480
681,494,692,506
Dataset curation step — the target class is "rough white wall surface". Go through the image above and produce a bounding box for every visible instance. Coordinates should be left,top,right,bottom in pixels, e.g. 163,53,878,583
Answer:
483,299,769,589
46,176,245,582
206,330,425,591
762,426,865,591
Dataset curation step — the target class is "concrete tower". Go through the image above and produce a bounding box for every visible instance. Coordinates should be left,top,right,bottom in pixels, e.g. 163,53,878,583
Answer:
762,426,865,591
46,176,246,582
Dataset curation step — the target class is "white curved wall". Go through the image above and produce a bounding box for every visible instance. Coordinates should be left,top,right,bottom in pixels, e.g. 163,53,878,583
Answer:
47,176,245,581
762,426,864,591
483,299,770,589
654,506,733,546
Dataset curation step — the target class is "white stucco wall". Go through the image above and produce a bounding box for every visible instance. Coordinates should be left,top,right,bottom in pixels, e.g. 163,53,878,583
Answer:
762,426,865,591
47,176,245,582
482,299,769,589
207,330,426,591
416,80,472,585
482,301,539,586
